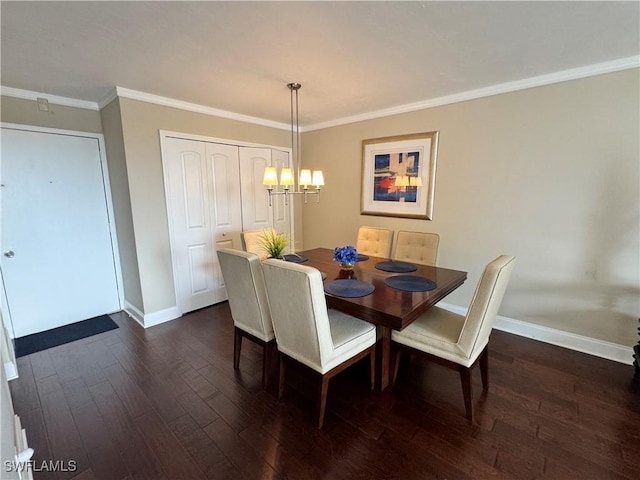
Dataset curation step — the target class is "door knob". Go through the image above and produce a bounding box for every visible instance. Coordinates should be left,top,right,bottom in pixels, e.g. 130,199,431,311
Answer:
3,250,14,258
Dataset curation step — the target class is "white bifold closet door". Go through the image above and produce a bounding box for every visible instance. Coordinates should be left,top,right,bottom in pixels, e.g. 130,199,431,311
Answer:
164,138,243,313
163,137,291,314
238,147,290,235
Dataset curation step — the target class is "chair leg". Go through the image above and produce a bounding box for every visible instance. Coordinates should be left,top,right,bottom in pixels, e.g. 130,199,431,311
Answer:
261,342,271,390
272,344,280,387
369,346,376,390
317,375,330,429
233,327,242,370
459,365,474,422
391,348,402,386
278,355,286,401
480,347,489,391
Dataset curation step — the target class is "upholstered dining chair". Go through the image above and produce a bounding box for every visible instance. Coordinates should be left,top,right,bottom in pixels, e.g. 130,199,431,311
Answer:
356,226,393,258
216,248,275,389
261,259,377,428
392,231,440,266
241,227,276,260
391,255,516,422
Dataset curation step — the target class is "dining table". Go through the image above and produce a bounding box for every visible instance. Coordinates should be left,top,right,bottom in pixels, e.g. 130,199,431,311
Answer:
296,247,468,390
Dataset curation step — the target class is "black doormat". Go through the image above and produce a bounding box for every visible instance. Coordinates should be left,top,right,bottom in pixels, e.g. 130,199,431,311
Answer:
15,315,119,358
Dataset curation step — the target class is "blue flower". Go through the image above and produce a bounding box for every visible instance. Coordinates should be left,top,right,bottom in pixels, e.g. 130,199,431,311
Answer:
333,245,358,264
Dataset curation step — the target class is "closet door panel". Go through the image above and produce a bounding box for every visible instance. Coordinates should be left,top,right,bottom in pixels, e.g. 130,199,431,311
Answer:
210,150,240,229
271,149,291,237
182,153,207,228
164,137,289,313
239,147,273,231
207,143,243,301
165,138,242,313
165,138,216,313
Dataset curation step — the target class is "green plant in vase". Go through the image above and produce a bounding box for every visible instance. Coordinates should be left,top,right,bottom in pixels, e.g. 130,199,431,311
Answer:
259,229,289,259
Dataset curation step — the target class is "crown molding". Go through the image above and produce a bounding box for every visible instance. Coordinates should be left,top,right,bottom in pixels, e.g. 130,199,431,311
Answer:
0,86,100,110
2,55,638,130
305,55,640,131
98,87,118,109
111,86,291,131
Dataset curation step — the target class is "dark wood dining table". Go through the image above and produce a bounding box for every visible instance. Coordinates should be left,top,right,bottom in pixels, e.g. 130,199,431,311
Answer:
298,248,468,390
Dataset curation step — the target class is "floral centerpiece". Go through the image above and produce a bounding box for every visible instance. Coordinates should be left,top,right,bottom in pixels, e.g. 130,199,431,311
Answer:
334,245,358,271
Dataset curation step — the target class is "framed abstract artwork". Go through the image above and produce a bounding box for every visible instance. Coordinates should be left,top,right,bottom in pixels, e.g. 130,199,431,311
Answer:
361,131,439,219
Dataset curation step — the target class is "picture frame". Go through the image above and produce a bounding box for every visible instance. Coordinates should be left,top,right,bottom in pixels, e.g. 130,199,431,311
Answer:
361,131,439,220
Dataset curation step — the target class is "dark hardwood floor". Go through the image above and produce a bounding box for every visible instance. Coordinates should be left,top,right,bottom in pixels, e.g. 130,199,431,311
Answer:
9,304,640,480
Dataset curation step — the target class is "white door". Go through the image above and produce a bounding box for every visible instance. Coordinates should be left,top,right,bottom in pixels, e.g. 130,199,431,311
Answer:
164,138,242,313
270,149,292,239
238,147,291,238
239,147,273,231
0,127,120,337
208,141,243,298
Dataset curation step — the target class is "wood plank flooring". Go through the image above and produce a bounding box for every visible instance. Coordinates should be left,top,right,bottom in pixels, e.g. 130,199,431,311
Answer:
9,304,640,480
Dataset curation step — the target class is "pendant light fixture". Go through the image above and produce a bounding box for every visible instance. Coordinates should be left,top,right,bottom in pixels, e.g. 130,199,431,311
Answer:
263,83,324,205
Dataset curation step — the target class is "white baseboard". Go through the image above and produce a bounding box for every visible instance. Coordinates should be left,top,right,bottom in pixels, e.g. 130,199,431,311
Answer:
123,301,145,328
143,306,181,328
4,361,18,381
438,302,634,366
123,301,180,329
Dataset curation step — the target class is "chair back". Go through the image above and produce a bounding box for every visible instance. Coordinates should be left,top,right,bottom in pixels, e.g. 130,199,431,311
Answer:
217,248,274,341
241,228,275,260
356,226,393,258
458,255,515,359
393,231,440,265
261,259,333,373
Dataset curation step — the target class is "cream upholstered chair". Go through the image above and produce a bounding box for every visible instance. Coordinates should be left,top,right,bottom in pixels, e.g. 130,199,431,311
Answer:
391,255,515,422
392,231,440,266
240,227,276,260
217,248,275,389
356,226,393,258
261,259,376,428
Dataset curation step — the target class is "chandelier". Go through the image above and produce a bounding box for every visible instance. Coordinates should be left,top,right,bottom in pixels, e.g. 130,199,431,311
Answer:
263,83,324,205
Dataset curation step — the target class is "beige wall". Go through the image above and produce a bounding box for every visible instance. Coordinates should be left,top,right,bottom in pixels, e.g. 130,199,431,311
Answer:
302,69,640,346
117,98,292,315
100,99,144,312
0,95,102,132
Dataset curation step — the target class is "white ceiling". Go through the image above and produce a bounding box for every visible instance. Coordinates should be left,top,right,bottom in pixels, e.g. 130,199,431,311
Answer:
1,1,639,127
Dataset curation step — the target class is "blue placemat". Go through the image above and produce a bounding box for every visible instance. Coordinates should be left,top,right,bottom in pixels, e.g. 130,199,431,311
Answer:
375,260,418,273
324,279,375,298
384,275,436,292
356,253,369,262
282,253,308,263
